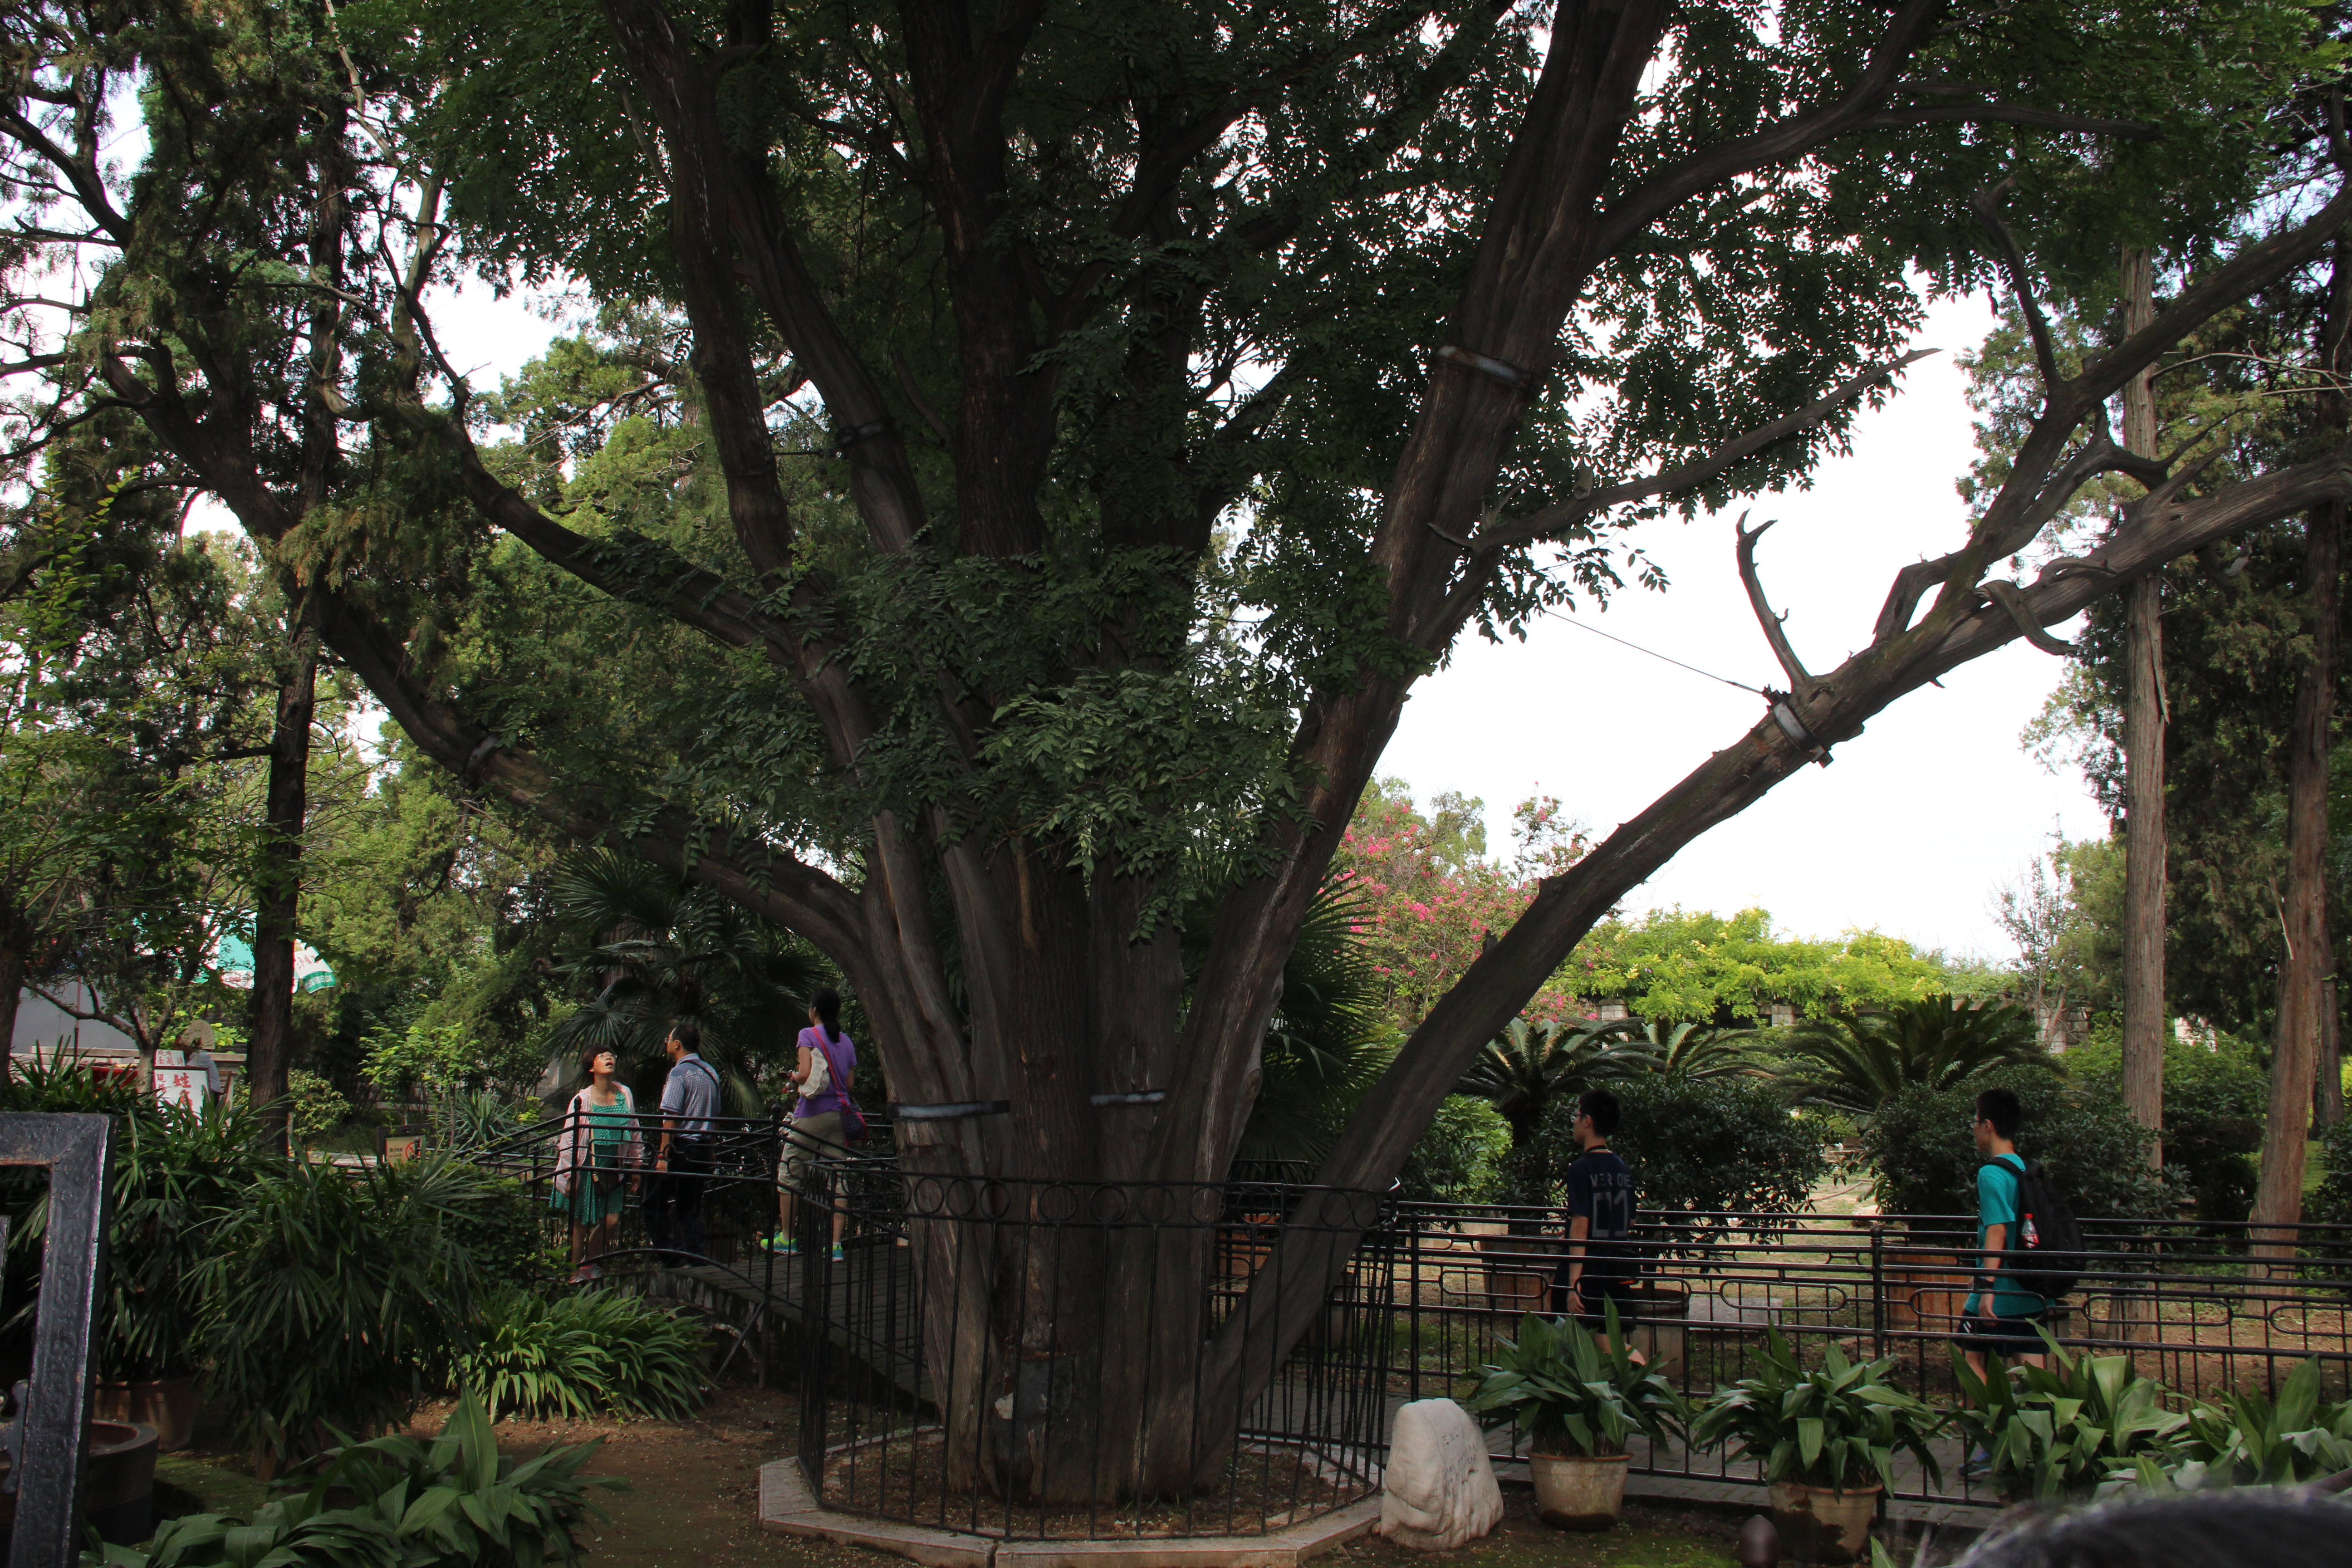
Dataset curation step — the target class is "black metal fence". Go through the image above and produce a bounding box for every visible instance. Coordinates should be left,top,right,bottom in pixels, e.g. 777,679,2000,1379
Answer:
463,1121,2352,1534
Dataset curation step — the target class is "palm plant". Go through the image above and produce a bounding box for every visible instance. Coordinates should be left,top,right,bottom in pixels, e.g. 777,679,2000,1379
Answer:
1777,996,2044,1116
1610,1018,1765,1080
1457,1017,1650,1152
544,848,834,1103
1237,882,1394,1166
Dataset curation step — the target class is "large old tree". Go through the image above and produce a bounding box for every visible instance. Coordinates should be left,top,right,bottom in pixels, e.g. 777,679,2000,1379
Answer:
8,0,2352,1496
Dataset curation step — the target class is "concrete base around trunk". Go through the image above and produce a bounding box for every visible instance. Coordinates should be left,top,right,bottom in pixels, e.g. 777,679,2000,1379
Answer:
758,1461,1382,1568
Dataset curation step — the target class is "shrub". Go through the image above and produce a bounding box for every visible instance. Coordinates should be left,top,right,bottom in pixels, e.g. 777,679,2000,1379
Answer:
1689,1331,1944,1491
1946,1332,2185,1500
1396,1096,1510,1207
1778,997,2044,1115
1525,1074,1828,1242
195,1155,495,1465
444,1174,562,1287
94,1391,619,1568
1464,1306,1686,1457
2145,1357,2352,1490
2067,1031,2267,1221
1860,1065,2171,1221
455,1288,710,1421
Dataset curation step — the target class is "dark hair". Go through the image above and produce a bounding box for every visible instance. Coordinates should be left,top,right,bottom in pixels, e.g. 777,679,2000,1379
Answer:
1955,1493,2352,1568
1579,1088,1621,1138
1976,1085,2023,1141
580,1045,616,1082
669,1021,701,1055
812,987,843,1044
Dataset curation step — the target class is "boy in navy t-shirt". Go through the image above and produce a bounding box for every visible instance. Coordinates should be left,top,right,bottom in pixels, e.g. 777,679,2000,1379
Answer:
1552,1088,1641,1356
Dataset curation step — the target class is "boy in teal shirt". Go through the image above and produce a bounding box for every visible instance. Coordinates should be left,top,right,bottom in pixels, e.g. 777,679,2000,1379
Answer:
1955,1086,2049,1379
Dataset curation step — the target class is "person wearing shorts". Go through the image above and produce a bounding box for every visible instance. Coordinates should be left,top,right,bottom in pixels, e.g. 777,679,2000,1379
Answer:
1552,1087,1642,1357
771,987,857,1259
1956,1085,2050,1377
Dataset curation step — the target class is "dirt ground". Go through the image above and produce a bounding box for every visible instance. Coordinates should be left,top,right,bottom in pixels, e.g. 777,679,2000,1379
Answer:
154,1387,1824,1568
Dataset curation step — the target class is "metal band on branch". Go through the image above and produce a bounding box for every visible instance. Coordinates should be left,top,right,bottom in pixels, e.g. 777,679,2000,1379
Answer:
1431,343,1530,391
887,1099,1011,1121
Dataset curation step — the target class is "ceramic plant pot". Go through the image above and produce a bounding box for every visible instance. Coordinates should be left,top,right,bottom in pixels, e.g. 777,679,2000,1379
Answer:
1769,1480,1881,1565
1528,1451,1629,1531
94,1375,199,1451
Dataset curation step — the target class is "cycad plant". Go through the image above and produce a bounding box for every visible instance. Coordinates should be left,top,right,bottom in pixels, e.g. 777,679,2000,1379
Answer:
1778,996,2045,1116
1457,1017,1649,1152
1609,1018,1764,1080
545,848,835,1103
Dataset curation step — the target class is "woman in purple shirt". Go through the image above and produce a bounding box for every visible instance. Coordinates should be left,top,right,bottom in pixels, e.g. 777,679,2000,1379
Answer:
769,988,856,1257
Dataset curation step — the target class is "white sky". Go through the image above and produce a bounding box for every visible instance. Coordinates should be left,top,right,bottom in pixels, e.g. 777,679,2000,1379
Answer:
1384,290,2106,961
425,282,2098,965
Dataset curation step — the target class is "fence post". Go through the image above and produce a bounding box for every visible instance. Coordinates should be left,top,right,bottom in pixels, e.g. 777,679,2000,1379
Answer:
1869,1221,1886,1362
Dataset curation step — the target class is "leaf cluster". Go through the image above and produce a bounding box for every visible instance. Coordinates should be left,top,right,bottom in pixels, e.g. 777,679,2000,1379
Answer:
1947,1331,2187,1502
95,1391,621,1568
452,1287,709,1423
1463,1305,1688,1459
1689,1330,1944,1491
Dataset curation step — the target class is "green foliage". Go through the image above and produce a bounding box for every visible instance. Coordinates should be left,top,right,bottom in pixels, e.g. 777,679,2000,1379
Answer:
1946,1332,2186,1501
1689,1332,1943,1492
1528,1074,1828,1241
1779,998,2047,1116
1860,1066,2170,1220
1238,882,1397,1166
440,1174,558,1289
194,1156,495,1465
287,1070,354,1150
1456,1017,1651,1153
2314,1117,2352,1230
2143,1358,2352,1491
1561,910,1986,1024
1395,1096,1511,1206
0,1051,149,1116
2069,1030,2267,1220
455,1288,710,1422
1462,1306,1687,1458
543,848,832,1107
95,1391,620,1568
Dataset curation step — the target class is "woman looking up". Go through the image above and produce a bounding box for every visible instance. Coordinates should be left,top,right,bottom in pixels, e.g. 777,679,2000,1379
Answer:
551,1047,643,1283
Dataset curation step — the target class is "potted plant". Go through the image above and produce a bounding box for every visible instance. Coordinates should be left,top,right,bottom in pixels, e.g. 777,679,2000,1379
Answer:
1690,1332,1942,1566
1464,1304,1687,1530
1946,1331,2185,1502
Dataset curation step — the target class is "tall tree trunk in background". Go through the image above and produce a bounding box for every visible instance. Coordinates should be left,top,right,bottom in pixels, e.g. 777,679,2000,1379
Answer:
247,621,318,1148
2319,976,2343,1128
2254,236,2352,1239
0,939,24,1075
2119,247,2167,1165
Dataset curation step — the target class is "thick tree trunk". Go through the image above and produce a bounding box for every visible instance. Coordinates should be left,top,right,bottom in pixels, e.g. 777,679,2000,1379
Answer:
247,623,318,1146
2253,498,2341,1246
0,943,24,1074
2318,975,2343,1129
2119,246,2166,1164
2253,237,2352,1239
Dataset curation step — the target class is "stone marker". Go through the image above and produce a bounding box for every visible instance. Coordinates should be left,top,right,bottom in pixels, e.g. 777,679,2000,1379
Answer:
1379,1399,1504,1550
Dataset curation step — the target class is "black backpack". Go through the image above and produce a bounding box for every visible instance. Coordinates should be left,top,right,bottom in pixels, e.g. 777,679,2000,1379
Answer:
1980,1157,2087,1303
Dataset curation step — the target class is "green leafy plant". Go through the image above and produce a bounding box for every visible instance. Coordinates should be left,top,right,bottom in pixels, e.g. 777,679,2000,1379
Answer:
1462,1305,1687,1457
1690,1331,1943,1492
193,1155,495,1467
286,1069,353,1151
1945,1331,2186,1501
93,1390,620,1568
2129,1357,2352,1491
1859,1066,2171,1222
456,1288,710,1421
1779,997,2045,1116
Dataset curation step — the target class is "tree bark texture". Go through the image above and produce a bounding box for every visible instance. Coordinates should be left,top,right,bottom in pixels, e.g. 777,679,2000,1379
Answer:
2319,976,2343,1129
246,620,318,1144
2254,235,2352,1238
2119,246,2166,1163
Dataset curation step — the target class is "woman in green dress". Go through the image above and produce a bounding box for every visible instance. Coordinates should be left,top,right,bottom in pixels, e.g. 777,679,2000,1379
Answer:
551,1048,644,1282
